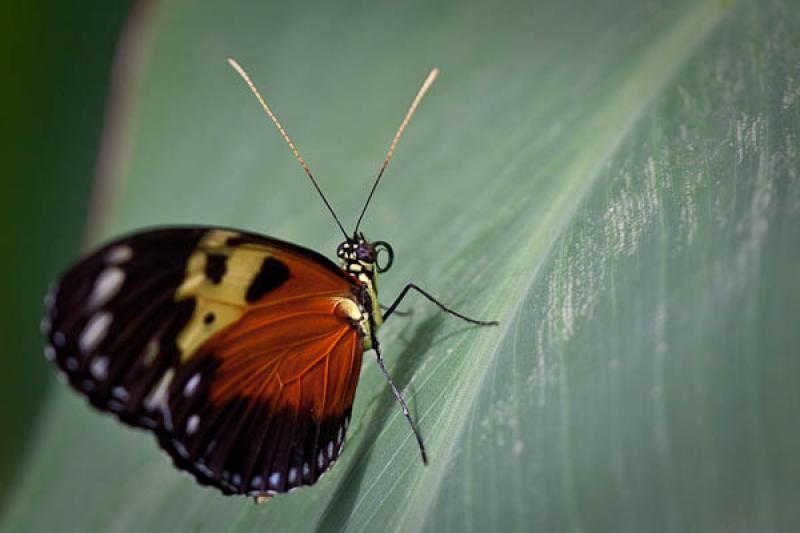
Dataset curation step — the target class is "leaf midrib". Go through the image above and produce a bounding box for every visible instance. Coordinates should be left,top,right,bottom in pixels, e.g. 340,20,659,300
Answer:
359,3,727,532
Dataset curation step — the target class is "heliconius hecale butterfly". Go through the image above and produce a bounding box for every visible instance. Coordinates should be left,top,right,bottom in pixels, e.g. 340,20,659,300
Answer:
41,58,497,502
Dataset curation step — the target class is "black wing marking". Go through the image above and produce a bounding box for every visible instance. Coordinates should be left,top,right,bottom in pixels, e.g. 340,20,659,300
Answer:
42,226,357,496
44,228,205,426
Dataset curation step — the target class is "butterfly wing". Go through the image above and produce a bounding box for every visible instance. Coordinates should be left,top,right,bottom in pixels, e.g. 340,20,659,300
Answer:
43,227,365,495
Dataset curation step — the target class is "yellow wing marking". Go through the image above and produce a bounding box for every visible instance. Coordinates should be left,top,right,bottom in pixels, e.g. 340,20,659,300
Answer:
175,229,275,361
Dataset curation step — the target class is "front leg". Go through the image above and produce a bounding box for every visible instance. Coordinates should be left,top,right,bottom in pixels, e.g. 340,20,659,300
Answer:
380,303,411,317
383,283,498,325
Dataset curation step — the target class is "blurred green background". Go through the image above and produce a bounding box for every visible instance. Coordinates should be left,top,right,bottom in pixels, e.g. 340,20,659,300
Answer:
2,0,800,532
0,0,132,502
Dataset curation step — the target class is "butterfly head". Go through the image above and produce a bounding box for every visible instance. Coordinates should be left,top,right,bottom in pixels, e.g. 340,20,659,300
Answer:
336,234,394,275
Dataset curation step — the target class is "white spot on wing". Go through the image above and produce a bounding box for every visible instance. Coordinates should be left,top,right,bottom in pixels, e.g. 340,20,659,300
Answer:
302,462,310,477
268,472,281,488
90,267,125,308
144,368,175,430
327,441,334,460
186,414,200,435
288,467,298,484
184,373,201,397
337,426,344,444
106,245,133,264
172,439,189,459
317,450,325,469
196,462,213,477
44,345,56,361
53,331,66,348
65,357,78,371
251,475,263,488
44,282,59,310
112,386,129,401
79,312,112,354
40,316,51,335
90,356,109,380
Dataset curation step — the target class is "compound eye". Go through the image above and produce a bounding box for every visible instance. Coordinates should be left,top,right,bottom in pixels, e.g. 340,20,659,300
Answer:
355,243,376,263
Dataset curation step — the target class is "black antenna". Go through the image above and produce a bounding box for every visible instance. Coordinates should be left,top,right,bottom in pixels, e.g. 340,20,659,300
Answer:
228,58,349,239
354,68,440,233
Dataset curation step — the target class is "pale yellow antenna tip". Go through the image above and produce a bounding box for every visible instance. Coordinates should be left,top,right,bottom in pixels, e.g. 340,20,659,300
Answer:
354,66,441,231
227,56,348,237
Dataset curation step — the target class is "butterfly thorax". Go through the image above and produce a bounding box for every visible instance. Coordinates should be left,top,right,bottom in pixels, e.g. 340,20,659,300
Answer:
336,236,394,347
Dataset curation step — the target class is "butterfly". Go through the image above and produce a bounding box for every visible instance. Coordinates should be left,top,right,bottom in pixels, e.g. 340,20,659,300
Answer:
41,58,497,501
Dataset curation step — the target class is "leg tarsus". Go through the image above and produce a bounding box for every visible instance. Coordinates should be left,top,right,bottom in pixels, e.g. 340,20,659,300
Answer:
383,283,498,326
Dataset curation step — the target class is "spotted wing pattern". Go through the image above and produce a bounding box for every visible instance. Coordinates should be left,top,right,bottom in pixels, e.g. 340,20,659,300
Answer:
43,226,366,496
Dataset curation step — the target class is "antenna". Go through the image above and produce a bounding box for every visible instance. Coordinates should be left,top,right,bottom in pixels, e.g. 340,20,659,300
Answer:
227,58,348,238
354,67,440,233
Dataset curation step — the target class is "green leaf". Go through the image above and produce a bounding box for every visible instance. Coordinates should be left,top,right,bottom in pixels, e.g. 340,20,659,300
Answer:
0,0,132,499
4,0,800,531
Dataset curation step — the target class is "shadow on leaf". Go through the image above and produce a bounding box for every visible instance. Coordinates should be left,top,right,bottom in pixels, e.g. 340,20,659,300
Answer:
316,312,445,531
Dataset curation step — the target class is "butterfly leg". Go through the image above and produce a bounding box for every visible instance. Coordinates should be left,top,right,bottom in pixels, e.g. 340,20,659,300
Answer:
382,283,498,326
373,340,429,465
380,303,411,317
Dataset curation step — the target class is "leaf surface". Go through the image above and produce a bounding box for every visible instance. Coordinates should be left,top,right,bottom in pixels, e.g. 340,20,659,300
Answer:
4,0,800,531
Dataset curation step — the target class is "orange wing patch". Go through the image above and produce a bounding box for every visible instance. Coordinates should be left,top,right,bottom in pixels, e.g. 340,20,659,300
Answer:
205,296,364,420
162,295,364,495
